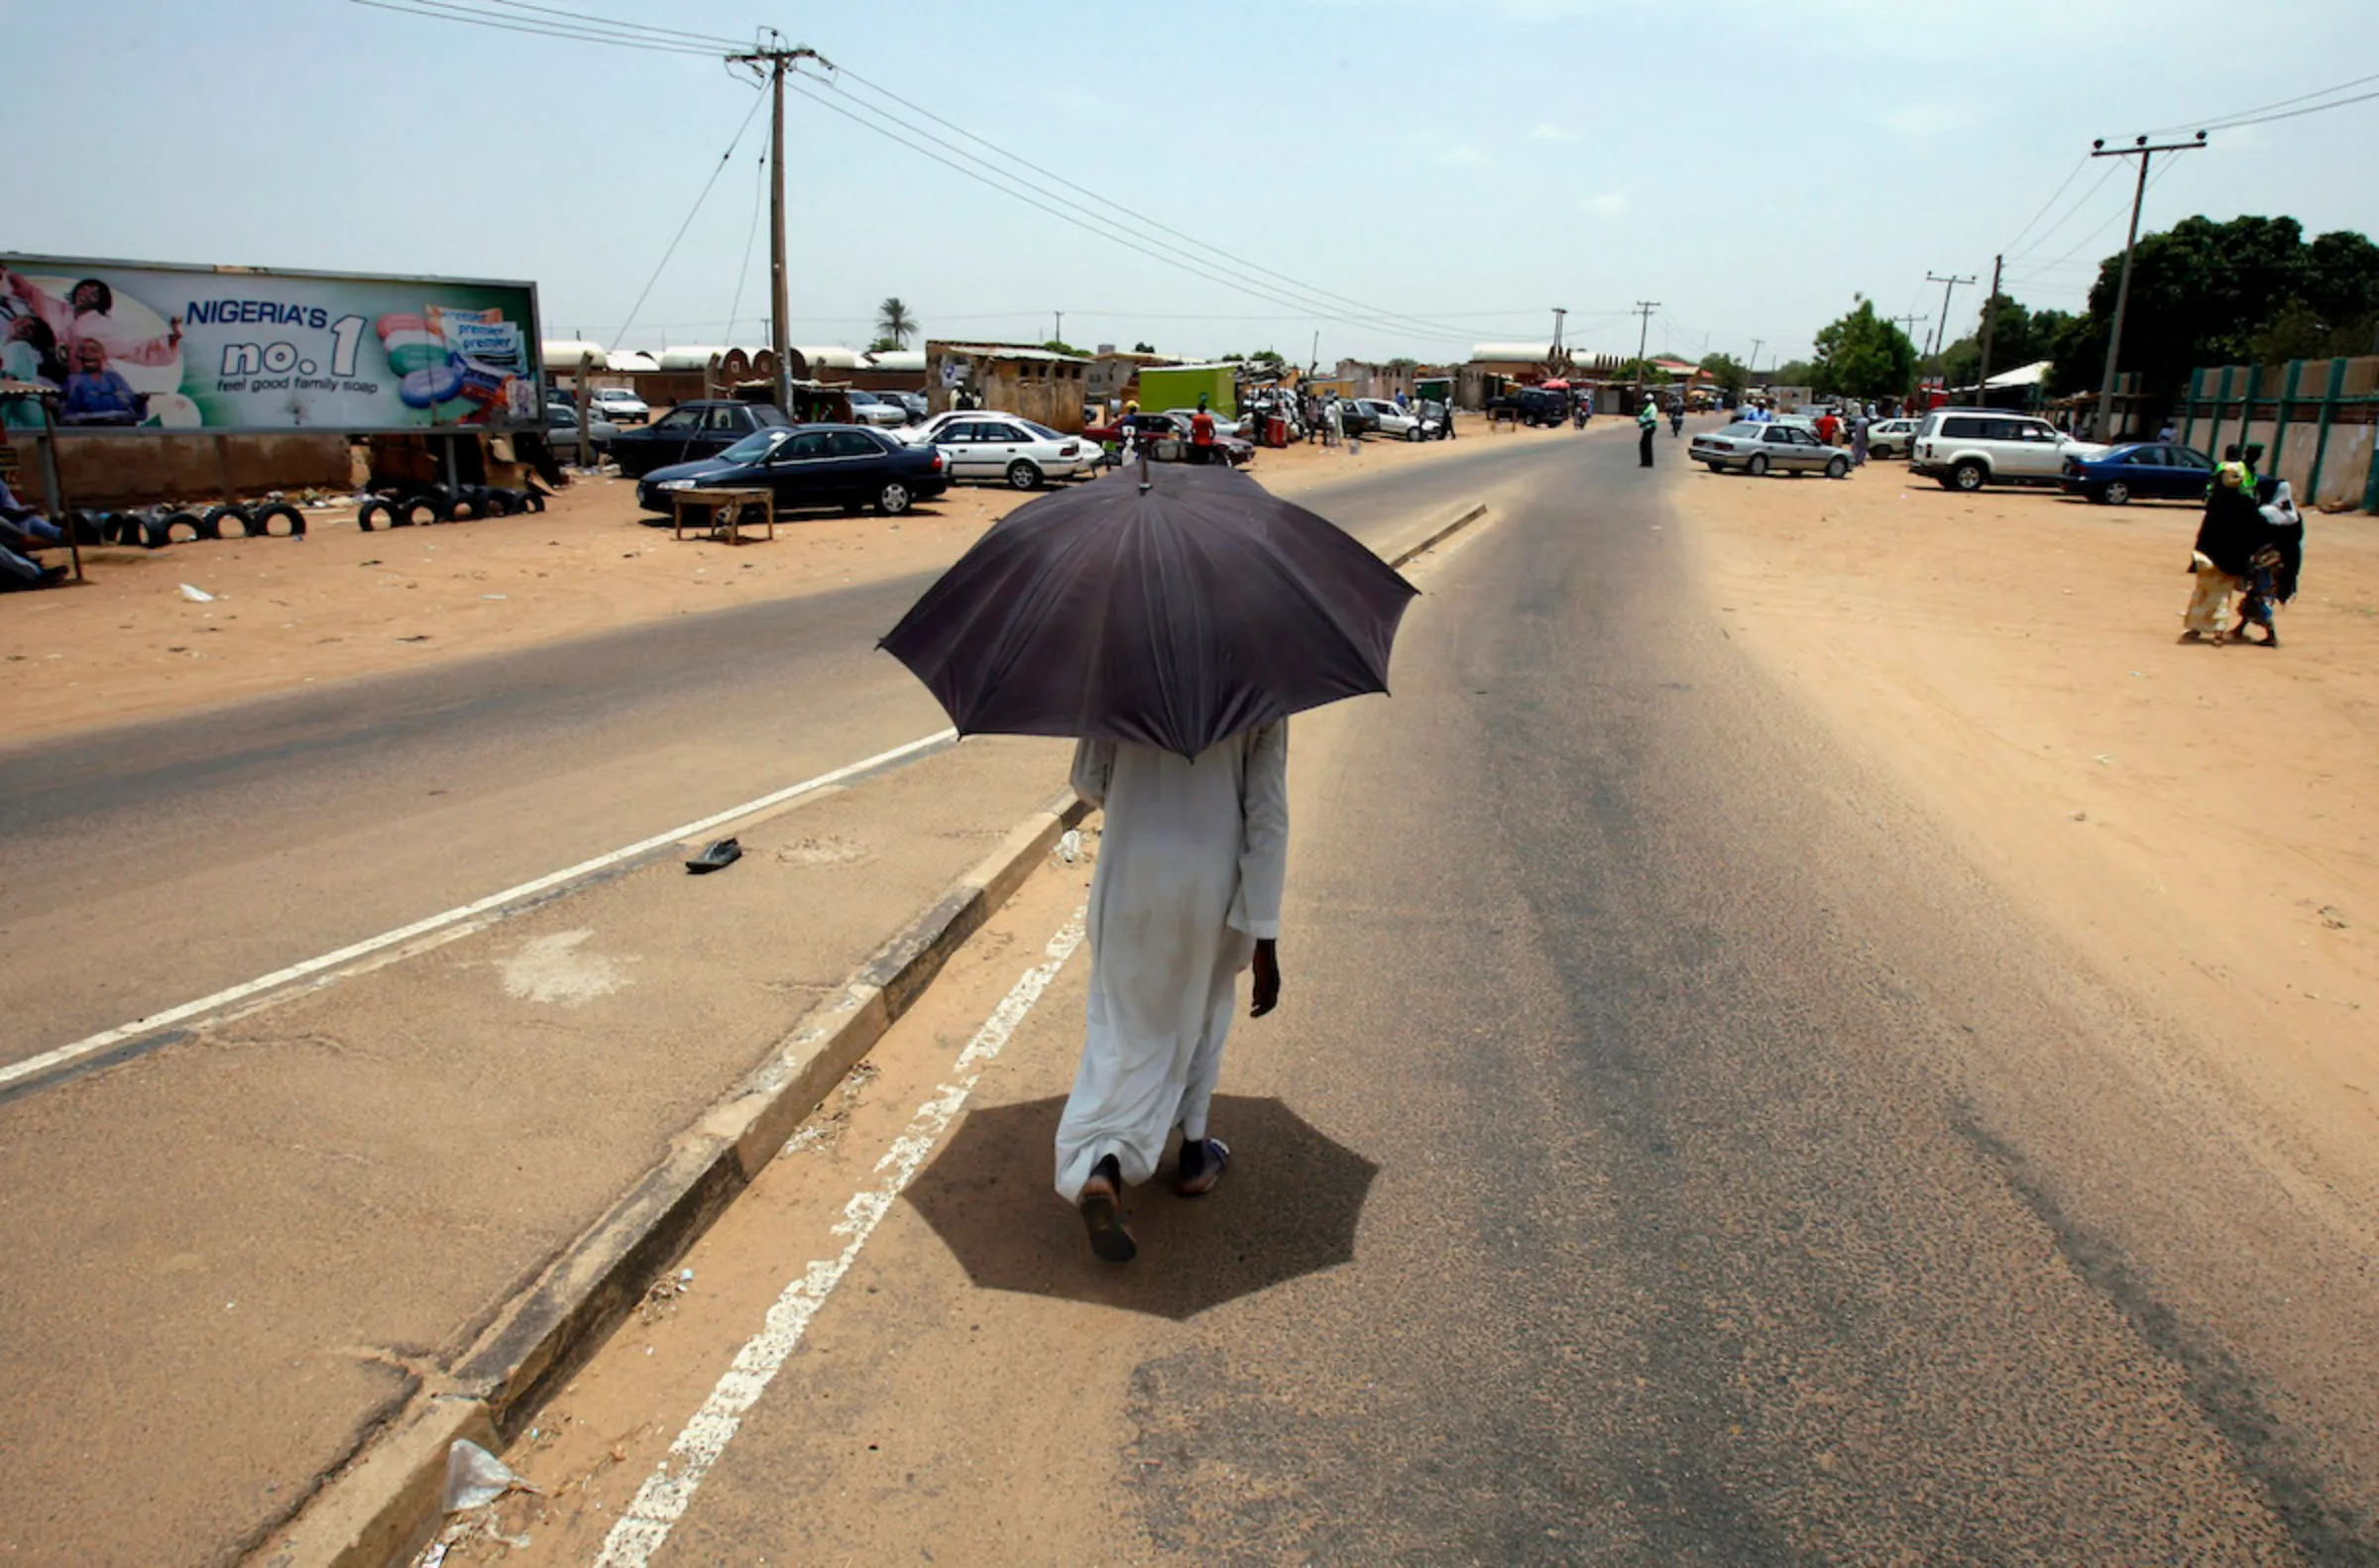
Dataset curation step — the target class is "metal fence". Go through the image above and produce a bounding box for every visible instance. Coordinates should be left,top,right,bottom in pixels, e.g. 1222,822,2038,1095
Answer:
2178,355,2379,512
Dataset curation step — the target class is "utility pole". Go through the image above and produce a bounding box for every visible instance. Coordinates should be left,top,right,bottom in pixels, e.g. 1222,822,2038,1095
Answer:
1923,272,1976,376
1551,306,1567,363
1631,300,1659,400
1053,310,1064,346
728,37,829,416
1748,337,1763,379
1975,254,2004,400
2092,130,2207,439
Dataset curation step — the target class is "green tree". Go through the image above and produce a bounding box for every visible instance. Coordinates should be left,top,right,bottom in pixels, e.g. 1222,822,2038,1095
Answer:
1042,338,1082,356
1811,296,1917,399
1699,352,1750,395
1132,341,1156,354
1766,358,1816,387
874,296,915,349
2049,214,2379,399
867,336,901,354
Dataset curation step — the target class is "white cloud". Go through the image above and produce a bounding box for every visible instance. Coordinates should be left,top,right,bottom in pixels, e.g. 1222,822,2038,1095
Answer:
1435,143,1493,168
1529,122,1580,143
1581,187,1628,218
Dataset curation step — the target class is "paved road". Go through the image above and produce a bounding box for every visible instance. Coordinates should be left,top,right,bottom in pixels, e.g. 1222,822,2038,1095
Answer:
0,442,1530,1067
513,425,2377,1564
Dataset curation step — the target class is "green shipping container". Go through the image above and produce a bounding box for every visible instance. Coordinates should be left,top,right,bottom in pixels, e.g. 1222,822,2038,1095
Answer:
1135,364,1238,418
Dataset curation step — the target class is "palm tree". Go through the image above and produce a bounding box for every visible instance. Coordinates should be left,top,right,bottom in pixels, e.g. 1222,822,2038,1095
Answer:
875,296,915,349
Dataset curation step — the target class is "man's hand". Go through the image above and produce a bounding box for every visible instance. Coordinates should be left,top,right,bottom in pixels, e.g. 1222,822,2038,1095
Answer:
1250,938,1281,1018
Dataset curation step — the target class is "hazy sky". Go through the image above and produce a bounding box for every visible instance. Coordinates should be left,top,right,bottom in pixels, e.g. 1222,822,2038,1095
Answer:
6,1,2375,370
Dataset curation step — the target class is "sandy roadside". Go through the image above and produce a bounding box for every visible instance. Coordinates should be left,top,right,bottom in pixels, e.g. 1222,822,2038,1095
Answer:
1680,462,2379,1211
0,420,1545,745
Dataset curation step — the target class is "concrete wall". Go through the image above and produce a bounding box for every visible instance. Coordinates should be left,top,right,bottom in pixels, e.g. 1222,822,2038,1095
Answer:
927,350,1089,431
5,432,357,508
2185,356,2379,511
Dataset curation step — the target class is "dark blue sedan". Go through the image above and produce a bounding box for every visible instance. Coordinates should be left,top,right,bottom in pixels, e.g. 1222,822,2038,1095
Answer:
635,423,949,516
2060,441,2217,505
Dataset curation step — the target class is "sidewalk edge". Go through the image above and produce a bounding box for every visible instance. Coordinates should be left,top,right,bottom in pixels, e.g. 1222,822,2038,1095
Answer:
256,788,1088,1568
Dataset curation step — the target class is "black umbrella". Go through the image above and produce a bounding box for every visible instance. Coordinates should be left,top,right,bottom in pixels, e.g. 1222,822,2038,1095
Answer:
880,459,1417,757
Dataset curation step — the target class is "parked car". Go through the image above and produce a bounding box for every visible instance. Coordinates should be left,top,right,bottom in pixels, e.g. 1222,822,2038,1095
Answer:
896,407,1016,447
1417,398,1453,439
845,389,911,428
611,398,793,477
1354,398,1426,440
1865,416,1918,460
635,423,948,516
1158,407,1247,438
1333,399,1381,438
1910,408,2106,492
879,390,929,424
539,401,622,460
2060,440,2218,504
1689,420,1853,478
1081,410,1255,467
591,387,649,424
932,416,1091,488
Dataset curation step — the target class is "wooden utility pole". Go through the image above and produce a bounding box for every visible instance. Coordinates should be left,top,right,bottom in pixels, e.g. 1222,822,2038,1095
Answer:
729,39,829,415
1551,306,1567,362
1631,300,1659,400
2092,131,2206,439
1975,254,2004,399
1923,272,1976,373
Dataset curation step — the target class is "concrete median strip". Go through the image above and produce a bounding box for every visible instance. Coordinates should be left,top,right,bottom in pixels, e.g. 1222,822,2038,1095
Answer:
261,790,1087,1568
258,493,1490,1567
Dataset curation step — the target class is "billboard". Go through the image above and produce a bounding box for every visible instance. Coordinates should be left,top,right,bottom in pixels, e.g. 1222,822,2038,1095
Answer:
0,254,541,434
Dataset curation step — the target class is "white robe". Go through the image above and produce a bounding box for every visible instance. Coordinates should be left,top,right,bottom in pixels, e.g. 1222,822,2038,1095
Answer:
1055,722,1289,1202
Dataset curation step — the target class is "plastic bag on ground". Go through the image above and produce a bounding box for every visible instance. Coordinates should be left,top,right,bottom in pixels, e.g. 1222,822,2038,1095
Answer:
441,1437,531,1512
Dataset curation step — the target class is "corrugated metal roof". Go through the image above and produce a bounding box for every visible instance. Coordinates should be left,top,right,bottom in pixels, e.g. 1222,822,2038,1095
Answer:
1469,342,1558,363
937,343,1093,364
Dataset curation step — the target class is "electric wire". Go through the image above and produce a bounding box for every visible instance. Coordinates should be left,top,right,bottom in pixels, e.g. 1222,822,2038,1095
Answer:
347,0,723,56
610,86,770,350
724,143,769,349
2147,67,2379,135
826,63,1486,343
787,79,1478,346
478,0,749,49
2003,159,2122,265
2002,152,2092,255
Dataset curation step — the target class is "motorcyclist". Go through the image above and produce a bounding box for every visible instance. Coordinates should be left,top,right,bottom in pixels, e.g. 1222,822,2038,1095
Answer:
1669,398,1684,437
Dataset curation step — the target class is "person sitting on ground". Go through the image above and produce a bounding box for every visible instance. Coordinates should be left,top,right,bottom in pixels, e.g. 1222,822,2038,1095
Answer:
59,338,144,426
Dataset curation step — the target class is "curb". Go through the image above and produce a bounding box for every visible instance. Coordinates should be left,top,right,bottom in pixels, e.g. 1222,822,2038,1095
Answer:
262,491,1489,1567
1386,501,1490,569
259,788,1089,1568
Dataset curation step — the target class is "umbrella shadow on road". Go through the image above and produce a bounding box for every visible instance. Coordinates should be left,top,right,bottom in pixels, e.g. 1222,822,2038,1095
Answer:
905,1093,1377,1320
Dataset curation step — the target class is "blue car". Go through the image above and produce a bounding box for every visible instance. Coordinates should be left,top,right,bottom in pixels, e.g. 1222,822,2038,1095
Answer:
2060,441,2217,505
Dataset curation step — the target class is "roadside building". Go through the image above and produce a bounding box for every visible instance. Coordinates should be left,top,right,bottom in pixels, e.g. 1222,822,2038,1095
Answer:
926,341,1092,431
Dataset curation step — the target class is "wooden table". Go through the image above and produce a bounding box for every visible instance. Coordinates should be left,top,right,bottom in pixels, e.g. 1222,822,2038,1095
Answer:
671,486,776,545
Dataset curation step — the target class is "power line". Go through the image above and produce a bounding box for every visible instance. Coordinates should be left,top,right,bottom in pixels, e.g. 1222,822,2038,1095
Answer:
347,0,723,56
2148,66,2379,135
2002,152,2092,255
786,79,1477,346
477,0,747,49
2199,85,2379,132
723,141,769,348
611,86,770,350
825,63,1485,344
2004,159,2122,265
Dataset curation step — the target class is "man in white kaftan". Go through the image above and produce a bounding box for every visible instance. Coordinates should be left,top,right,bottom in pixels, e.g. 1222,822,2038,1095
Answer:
1056,721,1290,1233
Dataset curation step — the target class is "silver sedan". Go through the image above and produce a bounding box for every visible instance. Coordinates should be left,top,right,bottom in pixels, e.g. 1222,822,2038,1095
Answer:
1689,420,1853,478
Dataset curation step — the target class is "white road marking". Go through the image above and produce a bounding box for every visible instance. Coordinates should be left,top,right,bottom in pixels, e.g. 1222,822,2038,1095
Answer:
594,909,1086,1568
0,729,957,1094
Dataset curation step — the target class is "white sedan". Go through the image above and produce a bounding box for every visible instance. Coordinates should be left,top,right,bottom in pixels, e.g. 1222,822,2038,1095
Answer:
1865,417,1918,459
591,387,649,424
844,390,911,428
933,415,1091,488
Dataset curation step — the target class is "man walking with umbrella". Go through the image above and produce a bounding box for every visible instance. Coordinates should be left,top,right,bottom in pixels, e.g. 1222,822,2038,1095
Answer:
879,460,1416,1263
1060,719,1288,1258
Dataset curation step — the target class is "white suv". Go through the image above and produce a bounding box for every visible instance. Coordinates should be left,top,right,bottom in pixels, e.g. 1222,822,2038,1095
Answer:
1911,409,2104,492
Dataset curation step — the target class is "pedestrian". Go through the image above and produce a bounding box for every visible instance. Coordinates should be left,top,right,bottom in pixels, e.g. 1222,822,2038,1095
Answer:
2158,419,2178,443
1322,393,1342,448
1637,392,1657,467
2234,478,2305,647
1061,722,1289,1261
2182,462,2261,643
1190,394,1216,466
1851,405,1870,465
1815,406,1841,447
